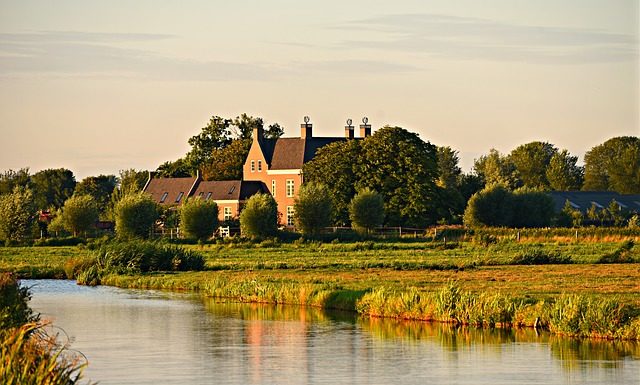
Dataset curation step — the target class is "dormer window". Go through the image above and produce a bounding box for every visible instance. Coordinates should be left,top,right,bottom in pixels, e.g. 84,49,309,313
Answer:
198,192,204,198
175,192,184,203
251,160,255,172
258,160,262,172
206,192,212,200
228,185,236,194
160,192,168,203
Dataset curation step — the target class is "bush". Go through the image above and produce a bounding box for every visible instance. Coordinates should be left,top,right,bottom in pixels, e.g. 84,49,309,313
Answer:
114,192,159,239
179,198,218,241
597,240,636,264
294,182,333,236
0,187,37,243
349,188,384,234
511,249,572,265
511,188,555,228
59,194,99,236
240,193,278,239
463,184,513,227
33,236,85,247
0,273,37,329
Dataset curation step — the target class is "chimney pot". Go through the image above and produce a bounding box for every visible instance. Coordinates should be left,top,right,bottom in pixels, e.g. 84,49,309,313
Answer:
300,117,312,139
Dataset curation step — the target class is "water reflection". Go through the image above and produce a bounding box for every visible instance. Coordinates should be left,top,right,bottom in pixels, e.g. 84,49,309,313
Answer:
24,280,640,385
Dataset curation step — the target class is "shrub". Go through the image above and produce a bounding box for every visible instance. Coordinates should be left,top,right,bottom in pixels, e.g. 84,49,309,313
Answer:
511,249,572,265
463,184,513,227
0,187,37,243
240,193,278,239
33,236,85,247
597,240,636,264
349,188,384,234
179,198,218,241
59,194,98,237
114,192,159,239
294,182,333,236
0,273,37,329
511,188,555,228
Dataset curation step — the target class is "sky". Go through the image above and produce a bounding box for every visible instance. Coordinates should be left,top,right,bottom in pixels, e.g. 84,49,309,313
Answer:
0,0,638,179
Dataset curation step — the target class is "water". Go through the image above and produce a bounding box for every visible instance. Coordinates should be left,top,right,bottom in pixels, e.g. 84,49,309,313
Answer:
22,280,640,385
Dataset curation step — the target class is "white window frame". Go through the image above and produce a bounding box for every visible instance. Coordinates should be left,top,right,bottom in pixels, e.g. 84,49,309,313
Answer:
286,179,294,197
287,206,294,226
271,180,276,197
223,207,232,221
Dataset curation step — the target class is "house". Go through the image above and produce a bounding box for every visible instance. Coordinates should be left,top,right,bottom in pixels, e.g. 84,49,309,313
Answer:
142,117,372,227
142,173,268,222
548,191,640,214
242,117,371,226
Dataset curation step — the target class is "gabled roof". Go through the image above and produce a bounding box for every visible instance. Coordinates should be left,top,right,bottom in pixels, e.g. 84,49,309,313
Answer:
144,176,198,205
548,191,640,213
192,180,268,201
258,137,347,169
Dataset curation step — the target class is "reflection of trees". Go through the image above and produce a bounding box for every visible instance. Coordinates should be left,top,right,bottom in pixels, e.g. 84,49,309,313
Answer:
549,337,640,371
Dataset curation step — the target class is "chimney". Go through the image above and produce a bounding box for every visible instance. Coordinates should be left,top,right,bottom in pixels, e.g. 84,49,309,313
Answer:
300,116,312,139
252,126,264,143
344,118,354,139
359,116,371,138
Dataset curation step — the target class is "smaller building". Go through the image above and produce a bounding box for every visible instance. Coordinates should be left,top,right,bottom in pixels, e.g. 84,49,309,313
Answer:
548,191,640,214
142,172,268,222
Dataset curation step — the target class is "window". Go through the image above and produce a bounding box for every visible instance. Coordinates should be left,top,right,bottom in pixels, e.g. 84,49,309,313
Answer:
206,192,212,200
286,179,294,197
198,192,204,198
223,207,232,221
175,192,184,203
271,180,276,197
258,160,262,172
251,160,255,172
160,192,168,203
287,206,294,226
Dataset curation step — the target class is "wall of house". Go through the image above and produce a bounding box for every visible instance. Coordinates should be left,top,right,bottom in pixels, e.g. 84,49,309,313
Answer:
215,202,241,223
267,172,302,226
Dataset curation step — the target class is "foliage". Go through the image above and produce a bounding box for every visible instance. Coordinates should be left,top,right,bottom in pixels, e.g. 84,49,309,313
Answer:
511,188,555,228
185,115,233,169
33,236,85,247
436,146,462,189
293,182,333,236
511,249,572,265
265,122,285,139
463,184,513,227
0,168,30,195
30,168,76,210
0,187,37,243
179,198,219,241
473,149,519,190
58,195,98,237
508,141,557,189
240,193,278,238
583,136,640,193
546,149,584,191
202,138,252,181
0,273,36,329
114,192,159,239
303,140,362,225
155,157,193,178
74,174,117,215
597,240,636,264
555,200,583,227
349,188,384,234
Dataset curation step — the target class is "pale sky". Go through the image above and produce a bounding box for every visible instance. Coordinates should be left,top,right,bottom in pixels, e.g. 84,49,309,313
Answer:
0,0,638,179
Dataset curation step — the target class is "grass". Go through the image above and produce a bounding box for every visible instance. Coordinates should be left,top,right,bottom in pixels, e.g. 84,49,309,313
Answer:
1,237,640,340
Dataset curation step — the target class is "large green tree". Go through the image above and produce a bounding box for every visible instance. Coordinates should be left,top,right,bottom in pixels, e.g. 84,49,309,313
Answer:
473,149,520,190
185,116,232,169
59,194,99,236
463,184,514,228
239,193,278,238
0,168,30,195
293,182,333,236
75,175,117,215
179,198,219,241
114,193,159,239
349,188,384,234
508,141,557,189
303,140,361,225
30,168,76,209
0,187,37,242
546,150,584,191
202,138,252,181
583,136,640,194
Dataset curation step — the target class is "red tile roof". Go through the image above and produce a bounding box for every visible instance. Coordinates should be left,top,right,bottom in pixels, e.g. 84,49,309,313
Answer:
144,177,198,205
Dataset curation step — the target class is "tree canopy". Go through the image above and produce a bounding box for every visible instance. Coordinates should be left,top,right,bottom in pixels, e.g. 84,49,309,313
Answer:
30,168,76,209
293,182,333,236
0,187,37,242
583,136,640,194
75,175,117,215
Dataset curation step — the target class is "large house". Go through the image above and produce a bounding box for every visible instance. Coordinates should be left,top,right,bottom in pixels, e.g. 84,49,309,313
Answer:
143,118,372,225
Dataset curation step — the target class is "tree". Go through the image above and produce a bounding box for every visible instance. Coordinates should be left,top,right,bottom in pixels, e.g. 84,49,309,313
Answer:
30,168,76,209
231,113,263,139
0,168,30,195
508,141,557,189
358,126,439,227
349,188,384,234
474,149,519,190
265,123,285,139
436,146,462,189
583,136,640,194
75,175,117,215
185,116,232,169
156,158,193,178
106,169,150,221
510,188,555,228
202,138,252,181
239,193,278,238
463,185,513,227
59,195,98,236
303,140,362,225
434,146,465,223
179,198,219,241
114,193,159,239
555,200,583,227
0,187,37,242
293,182,333,236
546,150,584,191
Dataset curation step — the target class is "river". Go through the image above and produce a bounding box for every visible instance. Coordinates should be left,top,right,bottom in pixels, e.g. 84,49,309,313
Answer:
22,279,639,385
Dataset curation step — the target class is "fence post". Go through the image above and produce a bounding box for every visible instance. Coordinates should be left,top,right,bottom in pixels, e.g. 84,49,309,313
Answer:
399,227,402,237
575,230,578,242
517,231,520,242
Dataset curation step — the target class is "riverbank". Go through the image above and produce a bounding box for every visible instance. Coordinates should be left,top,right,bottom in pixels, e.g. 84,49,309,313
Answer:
2,239,640,340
